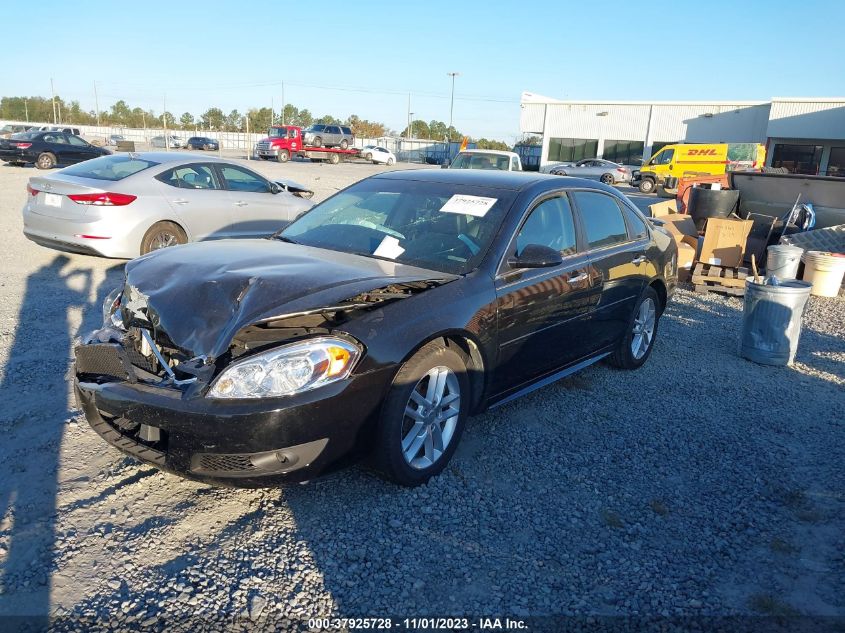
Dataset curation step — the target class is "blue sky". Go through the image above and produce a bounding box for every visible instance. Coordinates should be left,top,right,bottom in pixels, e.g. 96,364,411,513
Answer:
5,0,844,140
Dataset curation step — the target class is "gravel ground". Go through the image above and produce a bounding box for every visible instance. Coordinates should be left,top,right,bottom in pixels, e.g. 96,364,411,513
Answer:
0,159,843,630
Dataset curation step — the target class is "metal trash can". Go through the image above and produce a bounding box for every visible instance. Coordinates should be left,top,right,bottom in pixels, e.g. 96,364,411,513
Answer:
766,245,804,280
739,279,812,366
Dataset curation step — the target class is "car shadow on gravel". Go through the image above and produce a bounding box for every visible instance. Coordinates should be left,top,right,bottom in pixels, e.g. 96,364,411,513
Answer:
0,255,124,622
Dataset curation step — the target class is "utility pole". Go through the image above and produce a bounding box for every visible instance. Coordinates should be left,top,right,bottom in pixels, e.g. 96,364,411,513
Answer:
271,96,274,126
447,72,460,141
163,95,168,151
50,77,57,124
406,93,411,139
24,99,29,122
93,80,100,127
281,81,285,125
409,113,414,139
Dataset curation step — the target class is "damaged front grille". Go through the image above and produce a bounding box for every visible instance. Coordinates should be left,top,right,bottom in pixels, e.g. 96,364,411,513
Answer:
75,343,135,382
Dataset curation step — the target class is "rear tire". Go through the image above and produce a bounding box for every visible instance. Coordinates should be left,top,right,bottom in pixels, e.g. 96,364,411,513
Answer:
340,139,349,149
328,152,340,165
608,287,661,370
387,157,394,166
364,152,373,160
140,221,187,255
36,152,56,170
638,178,656,194
277,149,290,163
374,341,469,487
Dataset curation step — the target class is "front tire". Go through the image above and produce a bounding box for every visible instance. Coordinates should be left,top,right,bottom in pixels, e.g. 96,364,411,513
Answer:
277,149,290,163
638,178,656,194
374,341,469,486
140,221,187,255
600,173,614,185
386,157,394,166
608,287,660,370
340,139,349,149
312,136,322,148
36,152,56,169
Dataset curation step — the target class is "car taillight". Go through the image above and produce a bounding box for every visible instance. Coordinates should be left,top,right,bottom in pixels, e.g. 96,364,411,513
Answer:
13,142,32,149
68,192,137,206
616,167,628,173
26,184,39,196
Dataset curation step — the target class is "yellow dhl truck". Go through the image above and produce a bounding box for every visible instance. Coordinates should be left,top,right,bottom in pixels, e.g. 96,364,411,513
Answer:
632,143,766,194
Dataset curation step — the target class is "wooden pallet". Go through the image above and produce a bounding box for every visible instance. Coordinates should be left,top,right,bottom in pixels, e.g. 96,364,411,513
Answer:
691,262,750,296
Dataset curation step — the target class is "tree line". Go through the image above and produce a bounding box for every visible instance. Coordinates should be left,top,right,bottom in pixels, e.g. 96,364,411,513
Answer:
0,95,511,149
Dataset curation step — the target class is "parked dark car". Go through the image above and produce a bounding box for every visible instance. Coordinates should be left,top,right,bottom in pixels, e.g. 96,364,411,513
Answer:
185,136,220,151
0,131,110,169
74,170,676,487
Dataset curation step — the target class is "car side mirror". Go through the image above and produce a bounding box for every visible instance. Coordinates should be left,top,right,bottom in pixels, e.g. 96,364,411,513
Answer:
507,244,563,269
269,182,283,194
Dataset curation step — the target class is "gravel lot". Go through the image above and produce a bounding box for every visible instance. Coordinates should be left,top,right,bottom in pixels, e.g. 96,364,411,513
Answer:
0,158,843,630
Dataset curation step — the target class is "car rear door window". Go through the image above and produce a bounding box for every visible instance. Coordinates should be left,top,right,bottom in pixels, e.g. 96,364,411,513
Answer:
516,196,577,257
622,206,648,240
157,164,220,189
573,191,630,250
219,165,270,193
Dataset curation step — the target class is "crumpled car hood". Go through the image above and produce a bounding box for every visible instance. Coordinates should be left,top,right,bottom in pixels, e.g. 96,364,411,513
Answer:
122,239,456,360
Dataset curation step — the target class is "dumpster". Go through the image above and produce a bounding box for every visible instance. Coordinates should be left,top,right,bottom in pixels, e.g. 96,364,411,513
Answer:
739,279,812,366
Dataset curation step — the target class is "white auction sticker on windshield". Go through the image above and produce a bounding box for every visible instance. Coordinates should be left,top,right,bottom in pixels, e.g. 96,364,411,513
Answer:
440,194,498,217
373,235,405,259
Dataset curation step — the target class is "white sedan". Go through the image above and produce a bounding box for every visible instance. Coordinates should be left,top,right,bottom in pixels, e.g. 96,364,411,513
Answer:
361,146,395,166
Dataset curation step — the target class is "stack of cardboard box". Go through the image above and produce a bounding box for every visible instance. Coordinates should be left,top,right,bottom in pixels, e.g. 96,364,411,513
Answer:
649,200,754,281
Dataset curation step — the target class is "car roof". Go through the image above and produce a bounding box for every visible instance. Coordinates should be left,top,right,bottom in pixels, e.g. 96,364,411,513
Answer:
372,168,598,191
124,151,229,164
458,149,518,157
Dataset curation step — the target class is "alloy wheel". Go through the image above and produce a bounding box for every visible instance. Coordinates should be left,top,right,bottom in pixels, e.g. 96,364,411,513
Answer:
631,297,656,360
401,366,461,469
150,231,178,250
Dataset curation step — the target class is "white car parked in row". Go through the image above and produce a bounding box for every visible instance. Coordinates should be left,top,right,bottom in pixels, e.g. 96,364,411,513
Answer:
360,145,396,166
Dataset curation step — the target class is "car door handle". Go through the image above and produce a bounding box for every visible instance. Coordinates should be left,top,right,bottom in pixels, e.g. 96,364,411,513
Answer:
172,198,189,205
631,255,647,265
567,272,588,283
234,200,248,207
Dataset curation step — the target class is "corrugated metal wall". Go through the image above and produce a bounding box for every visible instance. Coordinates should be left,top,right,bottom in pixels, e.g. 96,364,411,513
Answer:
649,103,770,143
767,100,845,139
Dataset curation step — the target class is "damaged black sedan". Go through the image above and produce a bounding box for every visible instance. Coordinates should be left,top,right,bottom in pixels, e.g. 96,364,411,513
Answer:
74,170,677,487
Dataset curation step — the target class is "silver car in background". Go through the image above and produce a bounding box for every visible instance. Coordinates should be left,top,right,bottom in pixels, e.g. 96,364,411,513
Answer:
548,159,631,185
22,153,313,258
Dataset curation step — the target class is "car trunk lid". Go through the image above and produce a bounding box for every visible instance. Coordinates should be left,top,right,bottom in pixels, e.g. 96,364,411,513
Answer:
27,175,109,219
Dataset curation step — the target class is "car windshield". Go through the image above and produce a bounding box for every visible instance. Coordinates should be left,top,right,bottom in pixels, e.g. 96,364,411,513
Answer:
450,152,510,170
10,132,39,140
280,178,517,275
60,155,160,181
268,128,295,139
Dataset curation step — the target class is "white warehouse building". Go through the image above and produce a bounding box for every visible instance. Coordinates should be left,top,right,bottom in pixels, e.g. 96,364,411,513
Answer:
520,93,845,177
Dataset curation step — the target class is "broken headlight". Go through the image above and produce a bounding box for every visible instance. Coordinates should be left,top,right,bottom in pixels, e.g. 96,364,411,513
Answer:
207,337,361,399
102,288,124,329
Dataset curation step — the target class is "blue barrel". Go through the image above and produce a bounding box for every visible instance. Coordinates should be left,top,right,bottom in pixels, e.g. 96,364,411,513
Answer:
739,280,812,366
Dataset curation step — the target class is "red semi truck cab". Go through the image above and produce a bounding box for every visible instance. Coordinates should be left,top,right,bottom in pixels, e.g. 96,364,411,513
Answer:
255,126,302,163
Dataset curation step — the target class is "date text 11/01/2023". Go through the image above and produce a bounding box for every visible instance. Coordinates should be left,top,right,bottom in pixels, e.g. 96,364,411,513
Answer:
307,617,528,630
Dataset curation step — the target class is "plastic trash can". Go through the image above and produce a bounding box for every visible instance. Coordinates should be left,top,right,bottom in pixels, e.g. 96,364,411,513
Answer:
802,250,845,297
687,187,740,232
766,245,804,280
739,279,812,366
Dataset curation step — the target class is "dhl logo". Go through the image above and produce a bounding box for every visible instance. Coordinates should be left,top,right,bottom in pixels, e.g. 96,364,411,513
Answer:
686,149,718,156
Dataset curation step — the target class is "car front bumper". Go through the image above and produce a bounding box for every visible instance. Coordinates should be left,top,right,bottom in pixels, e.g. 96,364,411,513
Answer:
74,355,393,487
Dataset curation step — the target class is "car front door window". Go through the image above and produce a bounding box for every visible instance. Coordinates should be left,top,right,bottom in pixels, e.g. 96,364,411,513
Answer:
220,165,271,193
515,196,577,257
